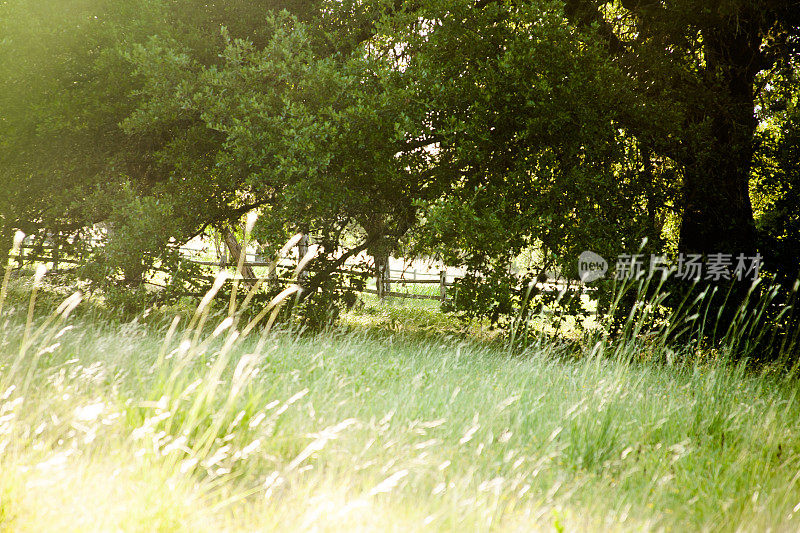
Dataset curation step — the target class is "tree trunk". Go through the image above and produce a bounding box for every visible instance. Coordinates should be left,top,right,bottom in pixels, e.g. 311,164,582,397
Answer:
214,231,228,271
223,230,256,286
678,138,757,258
676,27,761,331
375,252,389,299
0,226,13,269
678,29,759,260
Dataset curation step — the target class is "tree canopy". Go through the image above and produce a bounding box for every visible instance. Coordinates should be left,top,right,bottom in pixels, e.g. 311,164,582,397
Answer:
2,0,799,338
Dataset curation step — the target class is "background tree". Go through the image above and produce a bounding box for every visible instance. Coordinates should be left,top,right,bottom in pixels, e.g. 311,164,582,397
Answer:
0,0,168,258
3,0,799,340
119,6,435,317
384,0,679,326
564,2,799,300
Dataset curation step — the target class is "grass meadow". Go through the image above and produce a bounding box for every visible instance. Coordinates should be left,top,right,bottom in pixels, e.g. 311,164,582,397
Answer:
2,269,800,532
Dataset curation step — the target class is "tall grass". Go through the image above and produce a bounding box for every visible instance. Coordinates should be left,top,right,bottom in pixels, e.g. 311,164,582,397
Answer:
2,238,800,531
510,259,800,370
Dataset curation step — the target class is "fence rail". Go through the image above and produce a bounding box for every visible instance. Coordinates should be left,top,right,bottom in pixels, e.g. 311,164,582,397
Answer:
9,243,460,302
9,242,575,303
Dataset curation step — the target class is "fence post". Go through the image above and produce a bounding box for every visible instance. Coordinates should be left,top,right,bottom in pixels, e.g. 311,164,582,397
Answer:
439,270,447,302
298,234,309,280
268,255,277,285
52,234,59,274
375,259,383,299
17,240,25,269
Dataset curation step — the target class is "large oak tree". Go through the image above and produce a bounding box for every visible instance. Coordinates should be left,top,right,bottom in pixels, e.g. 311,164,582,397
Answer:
564,0,800,258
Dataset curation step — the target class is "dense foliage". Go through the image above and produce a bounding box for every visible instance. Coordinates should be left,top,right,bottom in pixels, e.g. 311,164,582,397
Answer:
1,0,799,343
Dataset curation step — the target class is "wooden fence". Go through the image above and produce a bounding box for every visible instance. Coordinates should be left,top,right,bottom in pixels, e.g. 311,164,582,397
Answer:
10,242,461,302
188,257,457,302
10,241,574,303
11,243,80,273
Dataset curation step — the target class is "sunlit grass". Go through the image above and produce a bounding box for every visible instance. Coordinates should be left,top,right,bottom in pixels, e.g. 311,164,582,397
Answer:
3,279,800,531
2,229,800,531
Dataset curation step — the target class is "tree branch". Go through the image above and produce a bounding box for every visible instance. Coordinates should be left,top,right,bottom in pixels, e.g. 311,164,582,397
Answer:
297,233,382,301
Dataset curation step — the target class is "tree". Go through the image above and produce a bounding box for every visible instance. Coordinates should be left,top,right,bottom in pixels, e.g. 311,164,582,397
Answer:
120,7,435,317
563,1,800,290
388,0,800,334
4,0,798,340
0,0,432,320
376,0,678,326
0,0,170,260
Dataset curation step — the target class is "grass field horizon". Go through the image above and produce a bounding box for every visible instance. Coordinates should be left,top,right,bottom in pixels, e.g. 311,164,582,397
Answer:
3,270,800,532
